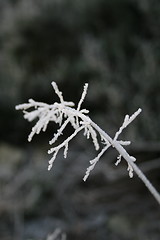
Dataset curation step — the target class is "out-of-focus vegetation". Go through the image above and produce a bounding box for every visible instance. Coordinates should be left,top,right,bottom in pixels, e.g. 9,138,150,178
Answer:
1,0,160,143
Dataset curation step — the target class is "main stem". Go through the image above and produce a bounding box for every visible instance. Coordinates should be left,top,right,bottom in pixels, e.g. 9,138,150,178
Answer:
90,120,160,205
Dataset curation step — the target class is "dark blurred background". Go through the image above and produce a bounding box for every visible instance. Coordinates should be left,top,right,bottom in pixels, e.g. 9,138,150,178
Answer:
0,0,160,239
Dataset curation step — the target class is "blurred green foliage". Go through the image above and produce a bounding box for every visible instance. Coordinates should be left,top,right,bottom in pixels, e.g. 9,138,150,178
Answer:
1,0,160,142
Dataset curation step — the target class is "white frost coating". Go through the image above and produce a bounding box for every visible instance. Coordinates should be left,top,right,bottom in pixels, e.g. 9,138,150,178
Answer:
117,140,131,146
49,118,71,145
77,83,88,111
87,125,100,150
15,81,160,205
83,144,111,181
48,125,85,170
115,155,122,166
51,81,64,103
114,108,142,141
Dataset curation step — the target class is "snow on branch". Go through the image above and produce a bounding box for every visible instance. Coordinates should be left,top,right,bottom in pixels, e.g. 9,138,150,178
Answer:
15,82,160,204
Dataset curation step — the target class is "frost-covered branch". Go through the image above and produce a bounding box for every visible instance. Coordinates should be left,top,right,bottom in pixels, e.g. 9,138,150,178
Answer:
15,82,160,204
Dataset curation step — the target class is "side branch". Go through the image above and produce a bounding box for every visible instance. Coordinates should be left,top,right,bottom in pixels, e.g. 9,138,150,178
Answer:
90,120,160,204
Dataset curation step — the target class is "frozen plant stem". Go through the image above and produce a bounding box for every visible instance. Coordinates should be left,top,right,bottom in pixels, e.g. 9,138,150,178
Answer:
90,121,160,204
15,82,160,205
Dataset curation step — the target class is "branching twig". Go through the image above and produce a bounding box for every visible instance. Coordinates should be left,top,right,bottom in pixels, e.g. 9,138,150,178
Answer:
15,82,160,204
